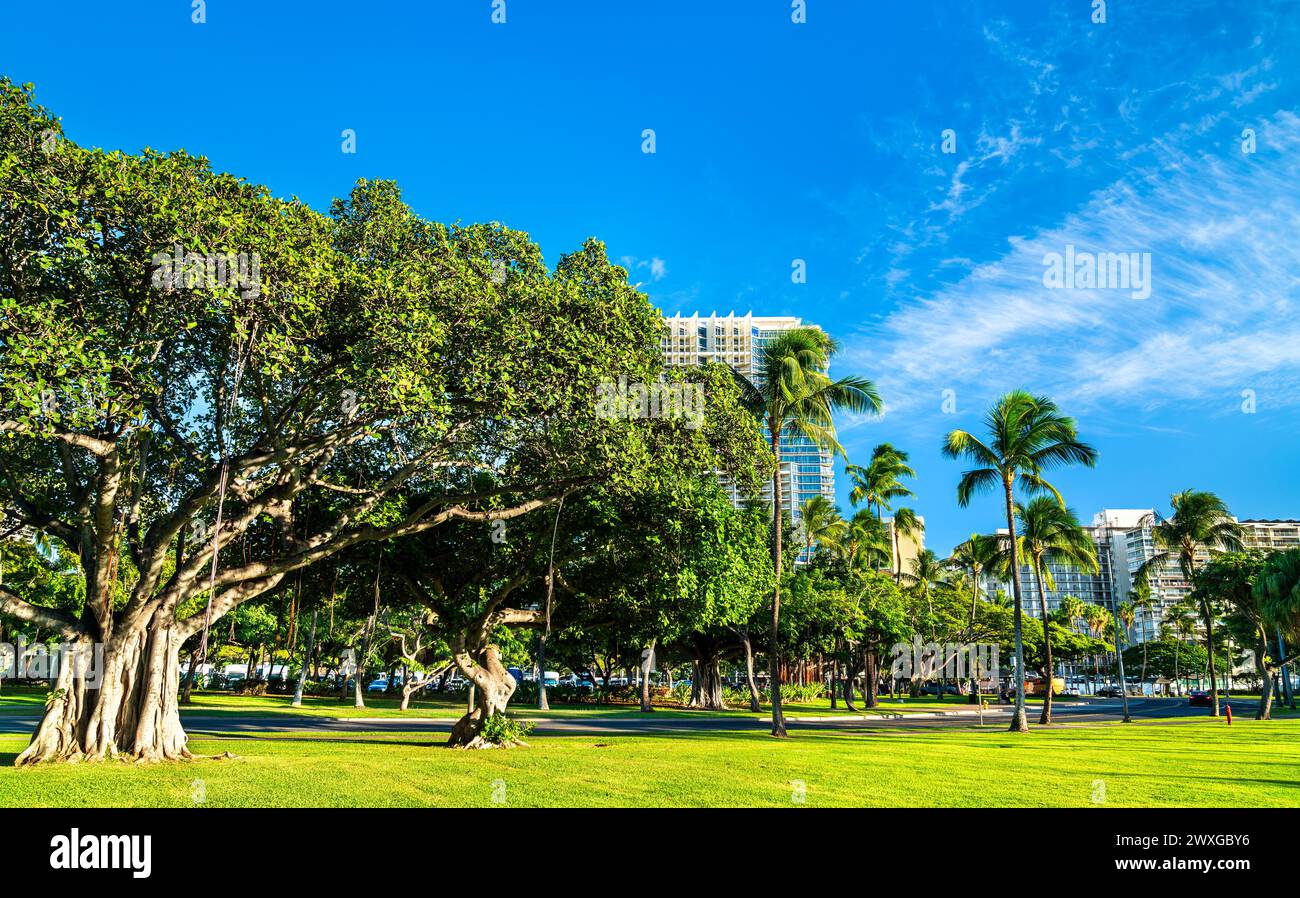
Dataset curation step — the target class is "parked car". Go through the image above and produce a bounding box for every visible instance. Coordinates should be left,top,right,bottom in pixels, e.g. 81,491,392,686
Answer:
920,683,962,696
1096,686,1123,698
366,678,389,692
1188,690,1212,707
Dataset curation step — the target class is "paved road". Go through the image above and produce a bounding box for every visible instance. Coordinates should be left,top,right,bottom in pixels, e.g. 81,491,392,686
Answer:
0,697,1252,738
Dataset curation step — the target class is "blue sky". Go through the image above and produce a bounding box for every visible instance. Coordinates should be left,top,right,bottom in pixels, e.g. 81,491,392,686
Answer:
4,0,1298,553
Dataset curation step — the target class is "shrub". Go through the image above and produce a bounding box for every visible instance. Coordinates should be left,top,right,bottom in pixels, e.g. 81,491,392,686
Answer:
781,682,826,704
481,713,534,746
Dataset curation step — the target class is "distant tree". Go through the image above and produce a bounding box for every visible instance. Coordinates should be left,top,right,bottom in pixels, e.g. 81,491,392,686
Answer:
1014,497,1097,723
890,507,923,584
797,495,845,559
943,390,1097,731
750,328,881,736
1135,490,1243,716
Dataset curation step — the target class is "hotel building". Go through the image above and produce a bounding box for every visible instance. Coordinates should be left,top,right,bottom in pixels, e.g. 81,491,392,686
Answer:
660,311,837,563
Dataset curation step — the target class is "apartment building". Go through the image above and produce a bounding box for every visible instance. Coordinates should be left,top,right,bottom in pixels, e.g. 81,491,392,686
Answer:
660,311,836,563
982,510,1298,646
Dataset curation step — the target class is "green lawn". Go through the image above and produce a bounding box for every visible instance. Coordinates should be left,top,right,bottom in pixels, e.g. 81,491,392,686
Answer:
0,687,1009,719
1,717,1296,807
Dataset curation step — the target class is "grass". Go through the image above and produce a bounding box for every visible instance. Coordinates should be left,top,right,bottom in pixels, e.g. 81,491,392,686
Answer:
0,687,1013,719
4,685,1289,725
0,717,1296,807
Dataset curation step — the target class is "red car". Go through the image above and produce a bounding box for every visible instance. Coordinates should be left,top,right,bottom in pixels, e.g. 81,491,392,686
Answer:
1188,691,1212,707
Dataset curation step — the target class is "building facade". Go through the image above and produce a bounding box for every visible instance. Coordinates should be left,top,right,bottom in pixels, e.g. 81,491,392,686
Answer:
980,510,1298,647
660,311,836,563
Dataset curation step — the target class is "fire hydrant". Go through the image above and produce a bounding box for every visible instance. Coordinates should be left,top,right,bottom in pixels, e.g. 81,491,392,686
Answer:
1225,702,1232,725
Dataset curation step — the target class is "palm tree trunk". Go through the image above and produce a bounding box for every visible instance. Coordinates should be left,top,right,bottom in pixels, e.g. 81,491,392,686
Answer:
1003,478,1029,732
1255,632,1273,720
968,567,981,703
1032,556,1053,725
1193,565,1219,716
1139,612,1148,692
893,526,901,584
768,427,786,737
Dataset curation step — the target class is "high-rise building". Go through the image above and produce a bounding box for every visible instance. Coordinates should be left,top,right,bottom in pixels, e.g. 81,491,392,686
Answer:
978,510,1299,647
1240,519,1300,552
984,520,1120,621
886,515,926,580
660,311,836,563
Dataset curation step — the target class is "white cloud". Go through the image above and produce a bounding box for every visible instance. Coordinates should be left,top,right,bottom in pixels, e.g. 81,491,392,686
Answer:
620,255,669,283
841,111,1300,425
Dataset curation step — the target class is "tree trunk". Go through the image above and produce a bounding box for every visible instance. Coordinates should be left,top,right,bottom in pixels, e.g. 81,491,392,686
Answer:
740,629,762,712
1003,478,1029,732
291,609,317,708
1140,623,1148,693
829,647,838,710
536,632,550,711
841,651,860,712
1033,556,1054,725
447,645,520,749
639,640,656,713
1197,579,1219,717
768,428,786,737
689,648,726,711
1255,633,1273,721
1281,630,1297,709
863,649,878,709
352,668,365,708
968,569,981,703
17,622,191,765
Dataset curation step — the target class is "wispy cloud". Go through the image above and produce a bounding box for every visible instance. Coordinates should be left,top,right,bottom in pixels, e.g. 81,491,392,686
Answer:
620,255,668,284
842,110,1300,427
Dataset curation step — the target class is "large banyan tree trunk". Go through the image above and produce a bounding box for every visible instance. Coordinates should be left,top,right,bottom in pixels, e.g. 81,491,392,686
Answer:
688,636,727,711
17,617,191,766
447,644,520,749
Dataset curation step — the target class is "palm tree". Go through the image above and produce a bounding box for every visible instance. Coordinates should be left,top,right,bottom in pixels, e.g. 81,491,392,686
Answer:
1060,594,1086,632
797,495,845,559
1083,603,1111,692
948,532,1002,625
1132,583,1155,692
942,391,1098,732
1254,548,1300,710
947,533,1002,703
1164,600,1199,694
1255,547,1300,640
847,443,915,519
902,548,947,693
836,510,892,572
754,328,881,736
1114,600,1135,722
1014,497,1098,723
1134,490,1243,716
903,549,947,618
889,507,923,584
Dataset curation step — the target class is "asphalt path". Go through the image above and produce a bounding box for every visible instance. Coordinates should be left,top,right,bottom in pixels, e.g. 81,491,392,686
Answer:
0,697,1254,738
